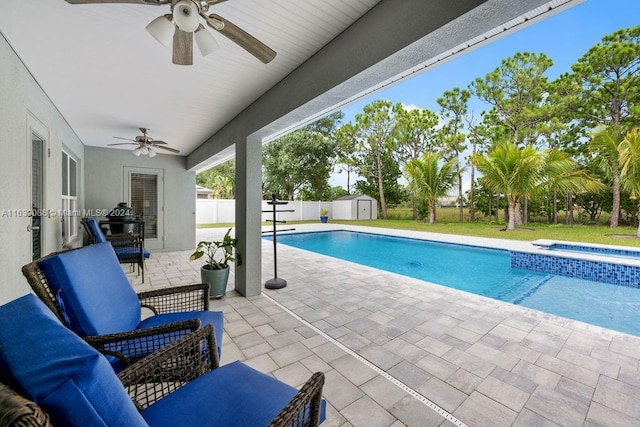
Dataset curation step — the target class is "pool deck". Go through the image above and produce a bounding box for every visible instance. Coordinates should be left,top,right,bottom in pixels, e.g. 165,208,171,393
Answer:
131,224,640,426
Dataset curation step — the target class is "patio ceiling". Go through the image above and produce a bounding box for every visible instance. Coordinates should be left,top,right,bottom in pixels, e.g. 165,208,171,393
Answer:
0,0,582,169
0,0,380,157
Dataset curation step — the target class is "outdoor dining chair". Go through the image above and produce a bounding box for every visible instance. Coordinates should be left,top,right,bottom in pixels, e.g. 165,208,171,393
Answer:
21,242,224,371
0,294,326,427
82,217,150,282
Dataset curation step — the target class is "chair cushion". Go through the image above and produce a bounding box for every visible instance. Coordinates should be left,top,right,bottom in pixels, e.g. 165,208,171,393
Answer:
138,310,224,358
84,218,107,243
0,295,147,427
37,242,142,336
141,360,326,426
114,245,143,261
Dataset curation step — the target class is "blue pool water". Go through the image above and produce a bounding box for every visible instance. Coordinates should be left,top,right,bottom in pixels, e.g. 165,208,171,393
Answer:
268,230,640,336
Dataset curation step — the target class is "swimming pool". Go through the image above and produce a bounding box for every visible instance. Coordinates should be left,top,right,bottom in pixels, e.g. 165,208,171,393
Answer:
268,230,640,336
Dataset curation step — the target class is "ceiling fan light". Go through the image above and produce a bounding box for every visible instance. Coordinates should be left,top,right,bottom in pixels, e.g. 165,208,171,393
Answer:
146,14,174,47
140,146,150,155
132,147,142,156
173,0,200,32
194,25,219,56
147,147,157,158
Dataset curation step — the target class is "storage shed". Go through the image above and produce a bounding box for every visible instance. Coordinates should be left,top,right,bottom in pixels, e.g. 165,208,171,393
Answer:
332,194,377,220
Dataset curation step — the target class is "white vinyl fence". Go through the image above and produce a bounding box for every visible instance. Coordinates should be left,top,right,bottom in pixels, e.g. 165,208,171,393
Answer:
196,199,333,224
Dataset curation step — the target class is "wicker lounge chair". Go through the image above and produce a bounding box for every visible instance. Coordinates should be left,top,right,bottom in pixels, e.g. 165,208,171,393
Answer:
0,295,326,427
0,382,52,427
82,217,150,282
21,242,224,370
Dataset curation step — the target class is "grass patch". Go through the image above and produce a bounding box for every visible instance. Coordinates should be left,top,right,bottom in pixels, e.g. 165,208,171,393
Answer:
330,219,640,247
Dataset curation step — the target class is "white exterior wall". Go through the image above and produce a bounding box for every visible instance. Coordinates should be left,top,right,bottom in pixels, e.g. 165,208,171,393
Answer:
84,147,196,252
0,34,85,304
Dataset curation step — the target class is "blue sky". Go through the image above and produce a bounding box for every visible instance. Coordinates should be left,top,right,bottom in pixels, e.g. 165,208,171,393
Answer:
330,0,640,188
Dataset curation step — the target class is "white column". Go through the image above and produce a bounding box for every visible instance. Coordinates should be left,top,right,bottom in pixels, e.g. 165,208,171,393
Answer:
234,136,262,296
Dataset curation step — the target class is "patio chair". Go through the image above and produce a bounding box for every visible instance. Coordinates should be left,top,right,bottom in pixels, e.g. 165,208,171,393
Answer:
0,295,326,427
21,242,224,370
81,217,150,282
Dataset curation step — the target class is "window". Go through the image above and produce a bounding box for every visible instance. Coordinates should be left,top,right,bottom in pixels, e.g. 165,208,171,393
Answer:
61,151,78,243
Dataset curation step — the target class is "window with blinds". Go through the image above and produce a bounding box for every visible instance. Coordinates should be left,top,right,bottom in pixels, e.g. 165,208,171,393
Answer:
61,151,78,243
130,173,158,239
32,136,44,260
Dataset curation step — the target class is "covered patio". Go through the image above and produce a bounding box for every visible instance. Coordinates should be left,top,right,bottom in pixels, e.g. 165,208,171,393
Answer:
0,0,585,304
133,225,640,426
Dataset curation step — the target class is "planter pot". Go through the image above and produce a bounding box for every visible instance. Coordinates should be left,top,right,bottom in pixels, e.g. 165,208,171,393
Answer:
320,215,328,223
200,265,230,299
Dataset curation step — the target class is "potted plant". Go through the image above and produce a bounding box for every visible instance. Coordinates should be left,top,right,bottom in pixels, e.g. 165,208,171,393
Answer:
319,208,329,223
190,228,241,299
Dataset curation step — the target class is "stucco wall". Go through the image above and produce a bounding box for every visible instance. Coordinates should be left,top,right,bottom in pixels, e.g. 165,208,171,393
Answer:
84,147,196,252
0,34,85,304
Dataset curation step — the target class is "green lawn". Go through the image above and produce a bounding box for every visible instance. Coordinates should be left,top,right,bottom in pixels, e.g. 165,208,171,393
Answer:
197,208,640,248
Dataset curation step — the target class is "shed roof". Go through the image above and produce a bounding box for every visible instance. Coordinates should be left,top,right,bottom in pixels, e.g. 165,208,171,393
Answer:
335,194,376,201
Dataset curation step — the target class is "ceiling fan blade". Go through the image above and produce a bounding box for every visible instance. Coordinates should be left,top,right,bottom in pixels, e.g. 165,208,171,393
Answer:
153,145,180,153
108,142,138,146
206,0,228,4
173,28,193,66
113,136,137,142
207,14,276,64
149,140,168,145
65,0,169,4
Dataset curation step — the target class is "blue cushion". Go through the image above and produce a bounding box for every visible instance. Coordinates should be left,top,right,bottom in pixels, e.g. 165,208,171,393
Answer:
114,245,143,260
138,310,224,358
37,242,141,336
141,360,326,426
0,295,147,427
84,218,107,243
144,248,151,259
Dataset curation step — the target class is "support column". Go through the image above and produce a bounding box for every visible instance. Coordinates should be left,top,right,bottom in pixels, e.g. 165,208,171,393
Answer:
234,136,263,296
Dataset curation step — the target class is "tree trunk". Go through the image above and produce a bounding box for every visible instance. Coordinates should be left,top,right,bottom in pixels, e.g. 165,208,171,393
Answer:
411,187,418,220
469,164,476,223
376,149,388,220
637,204,640,237
611,174,620,228
553,189,558,224
429,201,436,224
523,197,528,225
488,192,493,223
507,199,518,230
513,201,522,226
567,193,574,225
457,169,464,222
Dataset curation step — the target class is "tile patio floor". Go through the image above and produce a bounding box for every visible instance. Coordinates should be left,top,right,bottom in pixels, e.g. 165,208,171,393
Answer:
129,224,640,427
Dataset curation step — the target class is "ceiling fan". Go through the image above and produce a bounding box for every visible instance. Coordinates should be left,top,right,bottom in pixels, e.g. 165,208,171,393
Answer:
108,128,180,157
64,0,277,65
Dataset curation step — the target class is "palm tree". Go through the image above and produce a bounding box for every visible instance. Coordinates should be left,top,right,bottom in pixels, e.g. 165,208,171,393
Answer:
618,128,640,237
588,126,627,228
474,141,602,231
405,152,456,224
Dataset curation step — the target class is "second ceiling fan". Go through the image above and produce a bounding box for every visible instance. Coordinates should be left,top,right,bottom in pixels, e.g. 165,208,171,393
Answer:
65,0,277,65
108,128,180,157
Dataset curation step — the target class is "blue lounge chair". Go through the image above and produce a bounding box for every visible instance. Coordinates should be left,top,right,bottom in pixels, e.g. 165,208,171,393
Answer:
21,242,224,370
0,295,326,426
